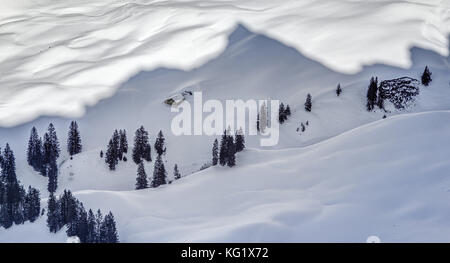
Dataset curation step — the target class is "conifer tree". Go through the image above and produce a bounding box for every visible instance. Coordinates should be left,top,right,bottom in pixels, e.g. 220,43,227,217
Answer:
119,130,128,154
100,212,119,243
67,121,82,156
219,130,228,166
132,126,152,164
305,94,312,112
47,161,58,193
173,164,181,180
421,66,432,86
336,83,342,96
212,139,219,166
227,134,236,167
151,155,166,188
235,128,245,152
112,130,121,161
366,77,378,111
24,186,40,222
100,150,103,158
285,105,291,117
135,162,148,190
87,209,97,243
47,193,61,233
43,123,60,166
279,103,286,124
95,209,103,242
154,130,166,156
105,139,118,171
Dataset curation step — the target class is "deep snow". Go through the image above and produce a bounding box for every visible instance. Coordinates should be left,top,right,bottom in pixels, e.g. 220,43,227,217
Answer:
0,1,449,242
0,0,448,126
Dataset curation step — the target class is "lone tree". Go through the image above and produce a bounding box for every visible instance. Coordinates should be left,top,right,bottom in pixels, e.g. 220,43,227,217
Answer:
151,155,167,188
132,126,152,164
421,66,432,86
336,83,342,96
67,121,82,156
154,130,166,156
173,164,181,180
366,77,378,111
135,162,148,190
305,94,312,112
212,139,219,166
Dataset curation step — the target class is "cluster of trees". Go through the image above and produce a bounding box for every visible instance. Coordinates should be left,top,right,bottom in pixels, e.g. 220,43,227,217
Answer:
212,128,245,168
278,102,292,124
28,122,82,193
0,144,41,229
47,190,119,243
135,131,174,189
104,129,128,170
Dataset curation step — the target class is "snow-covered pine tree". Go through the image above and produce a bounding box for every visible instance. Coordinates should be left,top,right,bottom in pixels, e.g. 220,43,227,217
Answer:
235,128,245,152
132,126,152,164
154,130,166,156
366,77,378,111
305,94,312,112
219,130,228,166
212,139,219,166
67,121,82,156
173,164,181,180
135,162,148,190
421,66,432,86
336,83,342,96
259,102,268,133
151,155,167,188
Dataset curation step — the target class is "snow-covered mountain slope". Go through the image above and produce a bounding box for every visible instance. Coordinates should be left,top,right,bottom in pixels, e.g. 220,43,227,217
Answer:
0,10,449,242
0,0,448,127
3,110,450,242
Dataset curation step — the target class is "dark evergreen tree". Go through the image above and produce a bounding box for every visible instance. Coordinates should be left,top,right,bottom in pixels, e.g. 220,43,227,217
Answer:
421,66,432,86
100,212,119,243
285,105,291,117
112,130,121,161
151,155,166,188
219,130,228,166
336,83,342,96
100,150,103,158
0,202,12,229
212,139,219,166
2,144,17,185
278,103,286,124
87,209,97,243
119,130,128,154
227,134,236,167
67,121,82,156
305,94,312,112
256,113,260,132
24,186,40,222
47,193,61,233
43,123,60,166
154,130,166,156
27,127,42,170
59,190,78,225
366,77,378,111
301,123,306,132
135,162,148,190
105,139,118,171
235,128,245,152
95,209,103,243
132,126,152,164
173,164,181,180
47,160,58,193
